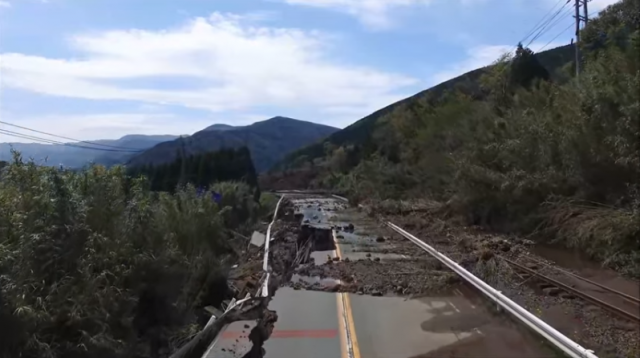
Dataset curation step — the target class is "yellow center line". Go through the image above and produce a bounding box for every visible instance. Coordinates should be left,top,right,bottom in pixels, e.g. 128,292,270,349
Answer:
333,230,361,358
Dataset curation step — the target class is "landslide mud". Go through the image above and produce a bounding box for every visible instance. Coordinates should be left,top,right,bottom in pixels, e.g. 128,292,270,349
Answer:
374,203,640,358
239,195,566,358
291,258,460,296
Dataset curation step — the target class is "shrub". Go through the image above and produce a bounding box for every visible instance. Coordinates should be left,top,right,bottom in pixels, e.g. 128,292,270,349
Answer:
0,151,258,358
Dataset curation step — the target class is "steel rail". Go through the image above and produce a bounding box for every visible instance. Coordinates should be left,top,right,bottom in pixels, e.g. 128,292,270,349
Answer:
505,258,640,323
520,255,640,305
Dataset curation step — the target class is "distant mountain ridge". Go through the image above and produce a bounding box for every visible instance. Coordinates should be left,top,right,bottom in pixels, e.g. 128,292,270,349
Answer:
0,134,179,168
128,116,339,172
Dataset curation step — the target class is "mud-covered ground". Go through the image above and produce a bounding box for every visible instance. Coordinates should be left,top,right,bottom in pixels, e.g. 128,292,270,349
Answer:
369,202,640,358
292,258,461,296
215,196,638,358
275,197,471,299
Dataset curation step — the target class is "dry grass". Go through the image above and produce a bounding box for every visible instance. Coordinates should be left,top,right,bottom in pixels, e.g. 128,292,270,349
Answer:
542,199,640,275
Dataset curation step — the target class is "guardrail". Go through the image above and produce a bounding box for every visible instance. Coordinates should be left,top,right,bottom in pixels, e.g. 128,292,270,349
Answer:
194,195,286,358
260,194,286,297
331,194,348,202
386,222,598,358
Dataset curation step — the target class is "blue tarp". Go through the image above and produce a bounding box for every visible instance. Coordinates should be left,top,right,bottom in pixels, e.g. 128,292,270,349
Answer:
197,187,222,203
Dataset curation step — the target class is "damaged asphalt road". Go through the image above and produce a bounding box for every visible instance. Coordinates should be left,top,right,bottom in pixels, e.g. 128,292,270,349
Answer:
203,194,559,358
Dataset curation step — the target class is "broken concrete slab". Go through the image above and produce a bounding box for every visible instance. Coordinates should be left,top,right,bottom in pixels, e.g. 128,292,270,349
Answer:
250,231,267,247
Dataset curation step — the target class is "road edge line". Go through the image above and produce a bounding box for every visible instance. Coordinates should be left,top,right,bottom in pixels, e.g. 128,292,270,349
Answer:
332,229,361,358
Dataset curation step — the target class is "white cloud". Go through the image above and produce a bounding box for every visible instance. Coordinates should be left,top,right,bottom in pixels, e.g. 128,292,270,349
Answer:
579,0,619,13
275,0,493,29
0,1,11,8
0,12,417,128
278,0,433,28
541,0,619,13
430,41,566,85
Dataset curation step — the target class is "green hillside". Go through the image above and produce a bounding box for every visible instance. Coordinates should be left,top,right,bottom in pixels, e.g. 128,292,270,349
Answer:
275,44,574,171
271,0,640,276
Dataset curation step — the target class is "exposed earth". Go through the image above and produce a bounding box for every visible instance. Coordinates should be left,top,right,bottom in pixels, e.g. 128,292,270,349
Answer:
203,194,639,358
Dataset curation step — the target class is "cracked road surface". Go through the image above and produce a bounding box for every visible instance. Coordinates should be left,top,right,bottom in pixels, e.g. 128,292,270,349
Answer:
205,195,556,358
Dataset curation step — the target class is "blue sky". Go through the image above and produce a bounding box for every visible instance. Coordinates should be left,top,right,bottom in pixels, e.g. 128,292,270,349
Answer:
0,0,619,142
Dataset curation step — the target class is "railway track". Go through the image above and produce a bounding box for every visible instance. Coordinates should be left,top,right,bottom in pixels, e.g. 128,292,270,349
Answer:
504,256,640,324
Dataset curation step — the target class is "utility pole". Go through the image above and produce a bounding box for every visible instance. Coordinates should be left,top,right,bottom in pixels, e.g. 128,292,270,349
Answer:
582,0,589,24
574,0,590,79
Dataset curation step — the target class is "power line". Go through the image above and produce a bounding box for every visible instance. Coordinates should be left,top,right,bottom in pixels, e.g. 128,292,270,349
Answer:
538,22,575,52
0,129,144,153
526,2,573,47
527,7,573,47
0,120,144,151
0,130,64,145
520,0,570,45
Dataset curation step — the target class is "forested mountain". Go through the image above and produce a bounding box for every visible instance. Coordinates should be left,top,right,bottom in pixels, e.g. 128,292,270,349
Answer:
0,134,178,168
127,116,338,172
274,44,575,171
268,0,640,275
128,147,258,194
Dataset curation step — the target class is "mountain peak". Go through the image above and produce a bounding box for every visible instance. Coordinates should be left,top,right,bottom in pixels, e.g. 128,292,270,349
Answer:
128,116,339,172
261,116,299,123
204,123,237,131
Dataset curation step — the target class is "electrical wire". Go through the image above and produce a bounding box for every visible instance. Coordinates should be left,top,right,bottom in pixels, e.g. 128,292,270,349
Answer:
0,129,144,153
0,120,144,151
526,5,574,48
520,0,570,45
538,22,576,52
0,129,65,145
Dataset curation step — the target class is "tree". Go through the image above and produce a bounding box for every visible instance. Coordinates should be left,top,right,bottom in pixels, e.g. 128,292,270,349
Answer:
129,147,259,194
510,43,550,89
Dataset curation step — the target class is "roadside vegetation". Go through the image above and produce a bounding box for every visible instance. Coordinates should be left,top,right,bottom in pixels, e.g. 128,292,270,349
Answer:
0,149,274,358
278,0,640,276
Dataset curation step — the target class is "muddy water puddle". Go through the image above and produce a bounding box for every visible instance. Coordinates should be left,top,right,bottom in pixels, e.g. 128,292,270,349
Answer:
309,250,336,265
343,250,409,261
290,274,340,286
349,288,556,358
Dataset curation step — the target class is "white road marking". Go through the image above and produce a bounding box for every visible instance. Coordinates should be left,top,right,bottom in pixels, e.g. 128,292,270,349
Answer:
449,301,461,313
